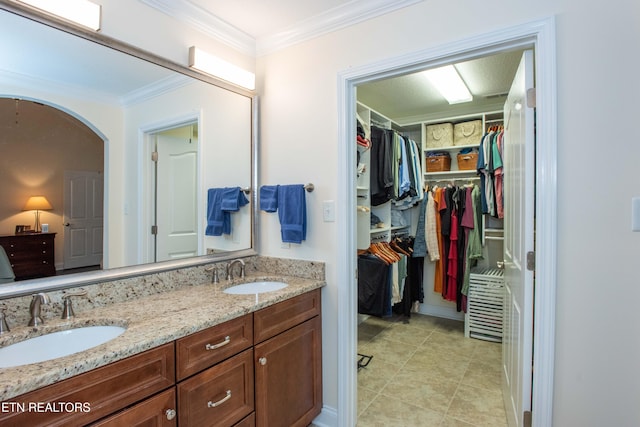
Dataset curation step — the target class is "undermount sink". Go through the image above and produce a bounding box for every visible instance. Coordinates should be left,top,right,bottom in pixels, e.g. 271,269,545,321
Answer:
0,325,126,368
223,281,288,295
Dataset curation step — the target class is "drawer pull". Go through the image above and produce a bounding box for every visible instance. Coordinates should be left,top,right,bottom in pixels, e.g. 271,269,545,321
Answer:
205,335,230,351
207,390,231,408
165,408,177,420
259,357,267,366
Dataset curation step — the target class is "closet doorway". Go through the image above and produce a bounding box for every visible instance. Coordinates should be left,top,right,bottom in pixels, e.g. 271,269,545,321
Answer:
337,18,557,427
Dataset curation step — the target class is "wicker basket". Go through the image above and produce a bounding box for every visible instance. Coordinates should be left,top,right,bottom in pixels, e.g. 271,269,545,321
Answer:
425,123,453,148
426,155,451,172
454,120,483,146
457,152,478,171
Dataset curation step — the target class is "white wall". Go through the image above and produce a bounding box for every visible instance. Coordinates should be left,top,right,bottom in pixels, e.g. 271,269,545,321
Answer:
89,0,640,425
256,1,640,426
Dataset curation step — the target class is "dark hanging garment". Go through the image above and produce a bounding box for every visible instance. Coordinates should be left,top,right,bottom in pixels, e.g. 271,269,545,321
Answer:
358,255,391,317
370,127,394,206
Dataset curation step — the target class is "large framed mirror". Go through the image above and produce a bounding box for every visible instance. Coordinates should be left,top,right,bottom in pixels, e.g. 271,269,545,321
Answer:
0,3,258,298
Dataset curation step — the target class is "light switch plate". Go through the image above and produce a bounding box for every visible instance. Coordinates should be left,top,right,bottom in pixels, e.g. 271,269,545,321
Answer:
323,200,335,222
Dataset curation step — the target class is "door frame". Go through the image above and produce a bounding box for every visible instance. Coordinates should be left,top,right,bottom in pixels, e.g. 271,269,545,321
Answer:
138,113,202,265
336,17,557,427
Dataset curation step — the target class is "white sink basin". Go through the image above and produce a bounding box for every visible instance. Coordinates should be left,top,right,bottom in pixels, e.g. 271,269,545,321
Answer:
0,325,126,368
223,281,288,295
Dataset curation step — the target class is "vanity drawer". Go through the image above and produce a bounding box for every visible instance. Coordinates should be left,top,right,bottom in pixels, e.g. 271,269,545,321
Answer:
253,288,321,343
176,314,253,381
90,387,177,427
0,342,175,427
178,348,254,427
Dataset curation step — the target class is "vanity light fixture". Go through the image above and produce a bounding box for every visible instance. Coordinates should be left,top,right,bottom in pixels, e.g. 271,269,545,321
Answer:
188,46,256,91
14,0,101,31
423,65,473,104
22,196,53,233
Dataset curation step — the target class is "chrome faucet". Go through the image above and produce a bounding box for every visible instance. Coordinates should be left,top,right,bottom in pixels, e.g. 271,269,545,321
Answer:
226,259,246,281
28,293,51,326
205,265,220,284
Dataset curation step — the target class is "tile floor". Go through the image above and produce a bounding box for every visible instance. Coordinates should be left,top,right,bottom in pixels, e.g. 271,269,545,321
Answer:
357,313,507,427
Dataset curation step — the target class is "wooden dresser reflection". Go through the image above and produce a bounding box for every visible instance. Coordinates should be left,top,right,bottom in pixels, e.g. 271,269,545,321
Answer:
0,233,56,280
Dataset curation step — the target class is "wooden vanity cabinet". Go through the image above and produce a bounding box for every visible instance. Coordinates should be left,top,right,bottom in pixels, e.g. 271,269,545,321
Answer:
0,289,322,427
253,289,322,427
0,343,175,427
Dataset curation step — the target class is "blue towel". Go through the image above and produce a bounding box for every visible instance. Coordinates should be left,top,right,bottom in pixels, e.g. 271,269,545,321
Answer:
259,185,279,212
221,187,249,212
277,184,306,244
206,188,226,236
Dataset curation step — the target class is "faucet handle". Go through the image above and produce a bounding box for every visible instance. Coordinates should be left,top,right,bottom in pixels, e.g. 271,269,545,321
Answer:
0,305,9,334
61,290,87,320
63,290,88,299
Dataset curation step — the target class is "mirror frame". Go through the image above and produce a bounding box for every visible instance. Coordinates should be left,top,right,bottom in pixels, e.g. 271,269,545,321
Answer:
0,2,259,299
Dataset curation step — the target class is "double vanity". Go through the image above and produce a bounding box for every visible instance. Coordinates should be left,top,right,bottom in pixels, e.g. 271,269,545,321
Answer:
0,256,324,427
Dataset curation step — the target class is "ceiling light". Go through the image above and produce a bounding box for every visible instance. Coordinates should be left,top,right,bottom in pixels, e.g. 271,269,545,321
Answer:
15,0,101,31
188,46,255,91
424,65,472,104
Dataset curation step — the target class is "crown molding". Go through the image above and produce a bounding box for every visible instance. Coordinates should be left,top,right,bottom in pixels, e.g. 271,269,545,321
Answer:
138,0,424,58
256,0,424,56
120,73,193,106
138,0,257,56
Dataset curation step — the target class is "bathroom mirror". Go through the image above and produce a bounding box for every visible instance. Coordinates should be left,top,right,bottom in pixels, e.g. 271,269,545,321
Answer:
0,4,257,298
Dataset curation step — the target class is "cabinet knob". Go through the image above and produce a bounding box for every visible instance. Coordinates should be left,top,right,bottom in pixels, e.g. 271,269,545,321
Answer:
165,408,176,420
259,357,267,366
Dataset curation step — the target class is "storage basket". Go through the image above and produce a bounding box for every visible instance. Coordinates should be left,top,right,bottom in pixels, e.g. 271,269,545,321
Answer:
454,120,482,146
425,154,451,172
457,152,478,171
464,267,504,342
425,123,453,148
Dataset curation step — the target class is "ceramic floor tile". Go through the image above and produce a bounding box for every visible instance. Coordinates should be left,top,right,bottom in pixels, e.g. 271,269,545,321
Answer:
403,346,471,383
376,322,434,346
422,331,478,360
358,337,419,366
439,416,476,427
446,384,508,427
356,393,444,427
382,370,458,414
357,314,507,427
358,356,402,392
461,359,502,392
358,386,379,417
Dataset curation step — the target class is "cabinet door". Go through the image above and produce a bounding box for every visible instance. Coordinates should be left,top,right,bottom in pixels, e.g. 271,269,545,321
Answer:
254,316,322,427
90,388,177,427
178,348,254,427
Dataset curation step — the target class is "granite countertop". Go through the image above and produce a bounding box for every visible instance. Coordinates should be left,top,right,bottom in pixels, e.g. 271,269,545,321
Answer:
0,273,325,401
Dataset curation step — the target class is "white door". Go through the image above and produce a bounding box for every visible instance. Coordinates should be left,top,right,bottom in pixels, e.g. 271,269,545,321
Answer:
154,128,198,262
502,50,535,427
63,171,104,269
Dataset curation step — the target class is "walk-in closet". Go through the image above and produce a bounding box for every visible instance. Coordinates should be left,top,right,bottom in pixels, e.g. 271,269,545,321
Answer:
354,47,530,427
